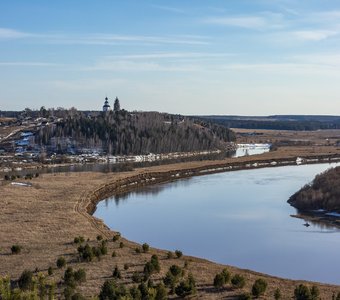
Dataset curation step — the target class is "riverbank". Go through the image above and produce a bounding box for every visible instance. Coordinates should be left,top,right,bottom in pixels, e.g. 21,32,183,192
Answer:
2,147,340,298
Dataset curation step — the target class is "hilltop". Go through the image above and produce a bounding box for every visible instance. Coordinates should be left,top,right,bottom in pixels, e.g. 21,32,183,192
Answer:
35,110,236,155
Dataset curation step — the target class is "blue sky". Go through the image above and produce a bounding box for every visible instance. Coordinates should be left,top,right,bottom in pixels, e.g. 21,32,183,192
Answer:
1,0,340,115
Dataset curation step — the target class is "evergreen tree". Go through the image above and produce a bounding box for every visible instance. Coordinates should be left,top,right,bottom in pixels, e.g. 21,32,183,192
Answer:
113,97,120,112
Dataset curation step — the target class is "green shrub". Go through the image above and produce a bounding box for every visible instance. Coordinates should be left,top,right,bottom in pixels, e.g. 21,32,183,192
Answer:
112,233,121,242
130,286,142,299
252,278,268,298
99,279,129,300
175,250,182,258
274,288,282,300
294,284,311,300
151,255,160,272
124,263,129,271
214,268,230,289
221,268,230,283
11,245,22,254
78,244,94,262
132,272,142,283
64,267,76,288
64,286,74,300
56,256,66,268
142,243,149,253
48,267,53,276
73,236,84,244
155,283,167,300
175,273,196,297
112,251,116,257
99,241,108,255
93,246,102,260
112,265,121,279
231,274,246,289
164,264,183,293
135,247,141,254
213,273,225,289
119,242,124,248
310,286,319,300
96,235,103,241
74,269,86,283
167,251,174,259
18,270,33,291
238,293,252,300
169,265,183,277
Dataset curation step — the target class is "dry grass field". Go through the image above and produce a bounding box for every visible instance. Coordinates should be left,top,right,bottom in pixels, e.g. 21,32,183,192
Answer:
2,146,340,298
234,128,340,146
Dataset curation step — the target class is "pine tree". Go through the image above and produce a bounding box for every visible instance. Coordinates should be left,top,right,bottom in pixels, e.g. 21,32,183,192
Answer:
114,97,120,112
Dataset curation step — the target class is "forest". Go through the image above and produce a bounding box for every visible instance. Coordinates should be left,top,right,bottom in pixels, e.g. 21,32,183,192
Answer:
197,115,340,131
288,166,340,212
35,109,236,155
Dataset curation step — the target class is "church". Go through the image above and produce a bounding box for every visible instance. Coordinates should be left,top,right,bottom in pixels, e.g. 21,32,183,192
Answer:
102,96,120,112
102,97,111,112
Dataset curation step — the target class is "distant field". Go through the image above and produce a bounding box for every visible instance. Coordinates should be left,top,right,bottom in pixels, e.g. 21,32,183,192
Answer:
196,115,340,131
0,117,16,122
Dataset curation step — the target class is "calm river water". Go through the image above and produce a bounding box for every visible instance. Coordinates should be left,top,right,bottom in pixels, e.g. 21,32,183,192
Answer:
94,162,340,284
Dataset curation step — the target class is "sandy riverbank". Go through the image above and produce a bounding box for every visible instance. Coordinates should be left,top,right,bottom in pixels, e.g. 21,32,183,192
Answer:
1,147,340,298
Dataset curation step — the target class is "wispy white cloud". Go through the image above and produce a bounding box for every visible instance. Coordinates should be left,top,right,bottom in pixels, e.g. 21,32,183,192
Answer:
219,61,340,76
0,27,209,46
50,78,127,91
0,28,36,39
54,34,209,46
85,59,201,72
0,61,60,67
205,16,267,29
104,52,235,60
204,11,285,30
292,30,338,41
293,53,340,67
151,4,185,14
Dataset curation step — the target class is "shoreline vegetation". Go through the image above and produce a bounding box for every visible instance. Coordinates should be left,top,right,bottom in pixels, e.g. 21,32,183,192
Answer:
288,166,340,228
2,148,340,298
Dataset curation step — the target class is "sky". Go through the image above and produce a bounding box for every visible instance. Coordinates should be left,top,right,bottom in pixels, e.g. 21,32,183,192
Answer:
1,0,340,115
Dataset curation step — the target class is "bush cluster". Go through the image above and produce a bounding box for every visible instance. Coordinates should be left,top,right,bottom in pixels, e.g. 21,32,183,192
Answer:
11,245,22,255
294,284,320,300
213,268,230,289
252,278,268,298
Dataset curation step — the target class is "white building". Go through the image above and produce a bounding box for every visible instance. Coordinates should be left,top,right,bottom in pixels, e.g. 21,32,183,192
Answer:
102,97,111,112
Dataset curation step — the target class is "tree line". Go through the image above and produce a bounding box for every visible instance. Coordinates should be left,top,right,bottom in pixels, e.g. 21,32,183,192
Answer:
35,110,235,155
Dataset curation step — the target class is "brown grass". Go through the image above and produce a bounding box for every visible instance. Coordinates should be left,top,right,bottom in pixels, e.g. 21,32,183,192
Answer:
1,148,340,298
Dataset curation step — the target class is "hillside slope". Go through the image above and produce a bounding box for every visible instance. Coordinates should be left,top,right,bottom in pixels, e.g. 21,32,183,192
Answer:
36,110,235,155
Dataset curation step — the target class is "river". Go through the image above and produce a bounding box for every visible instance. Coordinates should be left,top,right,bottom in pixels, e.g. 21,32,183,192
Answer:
94,162,340,284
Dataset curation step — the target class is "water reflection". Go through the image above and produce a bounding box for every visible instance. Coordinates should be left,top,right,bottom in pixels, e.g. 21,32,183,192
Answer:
107,178,193,206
